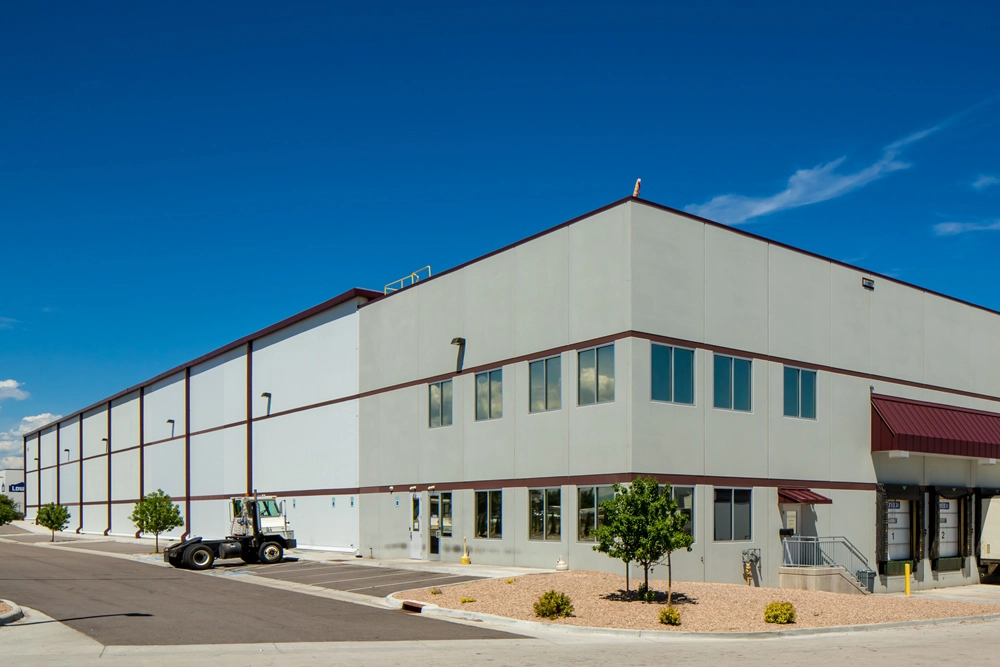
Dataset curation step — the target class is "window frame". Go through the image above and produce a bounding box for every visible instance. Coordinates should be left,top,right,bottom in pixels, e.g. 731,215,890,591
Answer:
474,489,503,539
528,487,562,541
650,343,696,406
576,485,615,542
783,365,817,420
713,487,753,542
427,379,454,428
577,343,616,406
475,368,503,421
671,485,696,542
712,354,753,413
528,355,562,413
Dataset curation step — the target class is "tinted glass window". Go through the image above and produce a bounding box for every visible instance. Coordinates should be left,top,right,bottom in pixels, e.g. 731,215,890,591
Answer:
651,344,672,402
733,359,752,412
714,355,732,409
800,370,816,419
783,367,799,417
674,348,695,404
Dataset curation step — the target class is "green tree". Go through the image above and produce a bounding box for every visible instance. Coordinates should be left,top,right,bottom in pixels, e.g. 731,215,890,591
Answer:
0,494,21,525
36,503,71,541
592,477,694,604
130,489,184,553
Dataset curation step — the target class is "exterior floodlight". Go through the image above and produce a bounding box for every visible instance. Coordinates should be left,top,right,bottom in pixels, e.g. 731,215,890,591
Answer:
980,459,998,466
450,337,465,346
388,486,394,492
261,392,271,398
428,485,436,491
166,419,175,424
408,485,417,491
450,337,466,373
887,450,909,459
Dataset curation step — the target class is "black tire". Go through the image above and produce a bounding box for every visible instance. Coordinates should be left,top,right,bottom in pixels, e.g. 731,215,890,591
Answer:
240,551,260,564
167,555,184,568
258,541,283,564
183,545,215,570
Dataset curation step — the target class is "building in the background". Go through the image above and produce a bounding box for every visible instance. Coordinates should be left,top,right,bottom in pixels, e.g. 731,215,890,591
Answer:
0,468,25,515
22,196,1000,593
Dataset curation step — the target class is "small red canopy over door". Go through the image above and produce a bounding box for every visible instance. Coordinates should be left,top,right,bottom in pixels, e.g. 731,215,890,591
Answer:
777,488,833,504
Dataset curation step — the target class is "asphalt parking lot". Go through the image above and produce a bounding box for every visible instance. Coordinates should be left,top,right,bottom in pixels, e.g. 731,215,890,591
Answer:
0,540,514,645
220,558,483,598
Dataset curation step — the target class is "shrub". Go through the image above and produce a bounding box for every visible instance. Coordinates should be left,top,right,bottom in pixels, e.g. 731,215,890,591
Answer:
429,588,442,595
460,597,476,604
637,583,658,603
764,601,796,624
659,606,681,626
534,590,574,619
506,578,515,584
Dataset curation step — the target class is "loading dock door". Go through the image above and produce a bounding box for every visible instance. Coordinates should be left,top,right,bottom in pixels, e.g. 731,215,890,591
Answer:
888,500,912,560
938,496,960,558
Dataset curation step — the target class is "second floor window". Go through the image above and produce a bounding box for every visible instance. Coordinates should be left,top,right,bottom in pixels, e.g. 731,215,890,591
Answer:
714,355,752,412
651,344,695,404
428,380,453,427
783,366,817,419
529,356,561,413
475,369,503,420
579,344,615,405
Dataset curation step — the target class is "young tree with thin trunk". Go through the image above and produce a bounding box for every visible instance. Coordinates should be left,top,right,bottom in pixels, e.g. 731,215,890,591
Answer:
130,489,184,553
592,477,694,603
36,503,71,541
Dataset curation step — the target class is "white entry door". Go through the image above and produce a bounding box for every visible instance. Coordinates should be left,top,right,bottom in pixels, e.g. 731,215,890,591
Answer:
409,493,422,559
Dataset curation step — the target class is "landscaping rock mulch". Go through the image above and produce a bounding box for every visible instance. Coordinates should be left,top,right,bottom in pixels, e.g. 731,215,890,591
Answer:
394,571,1000,632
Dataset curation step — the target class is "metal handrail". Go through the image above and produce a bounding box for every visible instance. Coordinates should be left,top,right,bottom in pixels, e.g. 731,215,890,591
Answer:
782,535,876,592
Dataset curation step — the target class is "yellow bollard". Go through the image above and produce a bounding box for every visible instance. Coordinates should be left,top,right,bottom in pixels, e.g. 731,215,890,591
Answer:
460,537,471,565
904,562,911,596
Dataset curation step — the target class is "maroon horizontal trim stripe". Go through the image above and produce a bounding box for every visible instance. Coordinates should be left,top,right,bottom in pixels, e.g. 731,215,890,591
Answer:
24,473,875,509
22,288,380,439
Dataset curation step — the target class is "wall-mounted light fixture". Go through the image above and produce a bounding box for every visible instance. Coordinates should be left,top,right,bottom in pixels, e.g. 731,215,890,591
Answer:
388,486,394,492
101,437,110,453
408,485,417,492
428,485,436,491
862,277,875,291
63,448,70,461
261,392,272,416
887,450,909,459
450,337,466,373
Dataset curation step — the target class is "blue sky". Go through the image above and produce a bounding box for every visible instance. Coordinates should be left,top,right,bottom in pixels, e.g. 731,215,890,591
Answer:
2,1,999,465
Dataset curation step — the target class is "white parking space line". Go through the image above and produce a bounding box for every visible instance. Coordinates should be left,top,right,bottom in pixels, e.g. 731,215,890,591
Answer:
306,570,424,586
344,573,477,593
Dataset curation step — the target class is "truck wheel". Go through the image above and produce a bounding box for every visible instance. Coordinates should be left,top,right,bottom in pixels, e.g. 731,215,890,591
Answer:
258,541,283,564
183,545,215,570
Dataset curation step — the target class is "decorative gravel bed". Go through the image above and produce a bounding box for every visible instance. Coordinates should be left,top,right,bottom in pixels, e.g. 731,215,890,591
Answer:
394,571,1000,632
0,602,11,615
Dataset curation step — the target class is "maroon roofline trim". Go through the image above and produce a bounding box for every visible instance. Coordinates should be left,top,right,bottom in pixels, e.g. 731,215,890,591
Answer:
361,196,1000,325
22,288,380,439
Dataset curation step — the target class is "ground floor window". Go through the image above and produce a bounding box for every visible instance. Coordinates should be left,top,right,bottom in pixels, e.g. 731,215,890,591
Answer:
475,490,502,539
671,486,695,537
578,485,615,541
529,488,561,540
714,488,752,541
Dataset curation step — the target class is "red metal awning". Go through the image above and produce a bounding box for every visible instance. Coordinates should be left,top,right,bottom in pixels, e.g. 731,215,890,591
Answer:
872,394,1000,459
778,488,833,504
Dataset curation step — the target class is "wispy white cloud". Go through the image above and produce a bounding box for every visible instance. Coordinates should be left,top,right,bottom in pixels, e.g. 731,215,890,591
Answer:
0,413,61,469
0,379,29,402
933,219,1000,236
685,126,942,225
973,174,1000,191
0,317,17,330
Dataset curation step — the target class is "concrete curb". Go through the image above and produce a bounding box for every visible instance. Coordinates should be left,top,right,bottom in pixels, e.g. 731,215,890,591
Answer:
385,596,1000,640
0,599,24,626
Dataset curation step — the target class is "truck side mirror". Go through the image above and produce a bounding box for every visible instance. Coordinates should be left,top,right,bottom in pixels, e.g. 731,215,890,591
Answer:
279,500,285,514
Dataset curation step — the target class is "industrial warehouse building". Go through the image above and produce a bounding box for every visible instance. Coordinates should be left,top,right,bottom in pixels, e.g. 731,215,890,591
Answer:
22,196,1000,593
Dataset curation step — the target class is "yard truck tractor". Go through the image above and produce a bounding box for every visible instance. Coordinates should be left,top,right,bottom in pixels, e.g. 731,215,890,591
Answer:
164,493,296,570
